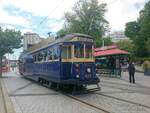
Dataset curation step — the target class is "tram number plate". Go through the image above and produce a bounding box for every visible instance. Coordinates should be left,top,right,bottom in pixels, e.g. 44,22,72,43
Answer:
85,74,91,78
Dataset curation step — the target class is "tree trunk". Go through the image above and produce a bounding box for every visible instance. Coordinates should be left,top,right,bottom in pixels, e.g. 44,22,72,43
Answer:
0,57,2,77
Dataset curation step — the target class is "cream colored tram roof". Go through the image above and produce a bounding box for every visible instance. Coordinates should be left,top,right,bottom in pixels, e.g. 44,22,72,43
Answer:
27,33,93,54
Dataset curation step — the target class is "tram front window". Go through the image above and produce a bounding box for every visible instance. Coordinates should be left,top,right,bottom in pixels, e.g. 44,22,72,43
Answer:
85,45,92,58
74,44,84,58
61,46,71,59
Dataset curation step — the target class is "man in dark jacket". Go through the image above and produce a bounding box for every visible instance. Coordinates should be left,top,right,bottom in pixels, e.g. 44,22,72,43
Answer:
128,62,135,83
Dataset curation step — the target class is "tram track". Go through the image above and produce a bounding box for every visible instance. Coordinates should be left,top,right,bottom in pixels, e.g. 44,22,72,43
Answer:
9,92,59,97
10,82,33,95
95,92,150,109
101,80,150,89
10,76,150,113
100,83,150,95
65,94,114,113
5,76,111,113
118,78,150,89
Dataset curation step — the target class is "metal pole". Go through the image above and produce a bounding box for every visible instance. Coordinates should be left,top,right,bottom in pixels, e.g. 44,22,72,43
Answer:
102,39,105,47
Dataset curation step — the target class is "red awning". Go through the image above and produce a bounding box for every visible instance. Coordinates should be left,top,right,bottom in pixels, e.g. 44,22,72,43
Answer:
94,49,129,57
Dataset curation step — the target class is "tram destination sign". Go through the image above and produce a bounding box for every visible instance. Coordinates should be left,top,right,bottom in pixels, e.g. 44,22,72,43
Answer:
70,37,93,42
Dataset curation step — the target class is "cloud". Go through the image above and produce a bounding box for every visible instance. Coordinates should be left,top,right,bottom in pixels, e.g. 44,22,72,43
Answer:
0,0,148,33
48,20,65,32
2,25,15,30
103,0,148,31
0,0,78,35
20,28,33,35
0,8,30,27
1,0,78,20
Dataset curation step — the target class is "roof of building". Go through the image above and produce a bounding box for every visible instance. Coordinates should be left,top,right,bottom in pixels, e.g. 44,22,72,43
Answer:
94,48,129,57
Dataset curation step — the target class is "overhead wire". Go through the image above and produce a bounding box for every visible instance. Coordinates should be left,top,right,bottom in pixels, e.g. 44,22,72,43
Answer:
37,0,119,35
38,0,65,26
107,0,120,5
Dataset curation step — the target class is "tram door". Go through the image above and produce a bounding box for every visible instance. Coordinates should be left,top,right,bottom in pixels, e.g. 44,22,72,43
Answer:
61,45,72,79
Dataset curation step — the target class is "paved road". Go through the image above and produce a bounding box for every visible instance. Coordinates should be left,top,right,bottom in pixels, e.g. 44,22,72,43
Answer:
2,71,150,113
3,72,102,113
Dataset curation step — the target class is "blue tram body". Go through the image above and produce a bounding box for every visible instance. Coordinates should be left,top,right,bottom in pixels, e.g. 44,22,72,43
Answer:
19,33,100,87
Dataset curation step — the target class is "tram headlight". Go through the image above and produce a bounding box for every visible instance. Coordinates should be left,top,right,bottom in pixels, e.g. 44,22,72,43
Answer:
87,68,91,73
76,74,79,78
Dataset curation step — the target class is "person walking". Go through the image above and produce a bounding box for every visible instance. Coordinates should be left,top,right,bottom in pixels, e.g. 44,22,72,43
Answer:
128,61,135,83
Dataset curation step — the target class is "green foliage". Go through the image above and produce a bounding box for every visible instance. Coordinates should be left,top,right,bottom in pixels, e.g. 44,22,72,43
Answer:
103,38,113,46
116,40,134,53
142,60,150,70
57,0,108,47
134,57,150,62
146,38,150,54
0,27,22,57
125,1,150,57
125,21,140,40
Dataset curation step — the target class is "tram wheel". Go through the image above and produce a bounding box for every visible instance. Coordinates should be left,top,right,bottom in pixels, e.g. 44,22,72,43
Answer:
51,82,57,89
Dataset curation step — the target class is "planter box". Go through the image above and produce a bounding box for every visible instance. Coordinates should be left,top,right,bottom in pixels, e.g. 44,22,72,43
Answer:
144,69,150,76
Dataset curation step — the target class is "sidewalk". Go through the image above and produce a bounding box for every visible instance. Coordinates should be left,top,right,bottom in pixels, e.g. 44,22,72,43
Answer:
122,72,150,88
0,77,16,113
135,66,144,73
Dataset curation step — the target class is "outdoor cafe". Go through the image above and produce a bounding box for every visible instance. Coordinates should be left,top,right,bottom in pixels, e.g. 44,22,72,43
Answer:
95,45,129,78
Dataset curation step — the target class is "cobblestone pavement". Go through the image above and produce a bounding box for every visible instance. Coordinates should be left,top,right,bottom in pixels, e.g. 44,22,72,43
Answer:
2,71,150,113
121,72,150,88
3,72,103,113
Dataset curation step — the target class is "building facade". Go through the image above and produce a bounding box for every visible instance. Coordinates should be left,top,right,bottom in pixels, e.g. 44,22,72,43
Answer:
110,31,129,42
23,32,43,51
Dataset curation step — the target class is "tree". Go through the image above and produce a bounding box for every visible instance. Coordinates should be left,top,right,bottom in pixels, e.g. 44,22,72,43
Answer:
98,37,112,47
103,37,112,46
125,1,150,57
57,0,108,47
116,40,135,54
0,27,22,77
146,38,150,54
125,21,140,40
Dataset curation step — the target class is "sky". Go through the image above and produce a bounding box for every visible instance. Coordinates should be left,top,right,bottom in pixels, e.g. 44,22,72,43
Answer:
0,0,148,59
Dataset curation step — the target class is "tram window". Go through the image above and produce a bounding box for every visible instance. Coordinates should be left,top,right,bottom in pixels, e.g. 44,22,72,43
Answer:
38,52,43,61
74,44,84,58
35,55,38,62
48,48,53,60
85,45,92,58
53,46,59,59
33,55,36,62
42,50,47,61
61,46,71,59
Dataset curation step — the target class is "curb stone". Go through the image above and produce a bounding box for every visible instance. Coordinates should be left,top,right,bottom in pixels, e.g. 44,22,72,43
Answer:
0,78,16,113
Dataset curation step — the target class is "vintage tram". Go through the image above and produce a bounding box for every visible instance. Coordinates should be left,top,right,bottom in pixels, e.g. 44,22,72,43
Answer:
18,33,100,91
